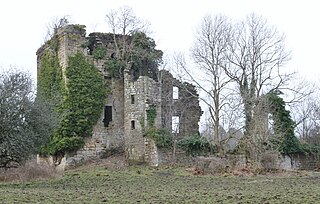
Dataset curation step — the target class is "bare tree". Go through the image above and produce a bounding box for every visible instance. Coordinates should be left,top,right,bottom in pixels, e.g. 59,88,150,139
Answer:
105,6,163,82
44,16,70,43
224,13,292,159
176,15,233,156
293,88,320,143
106,6,150,64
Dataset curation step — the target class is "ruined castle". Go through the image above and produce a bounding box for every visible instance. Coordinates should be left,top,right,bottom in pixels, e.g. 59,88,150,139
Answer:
36,25,202,167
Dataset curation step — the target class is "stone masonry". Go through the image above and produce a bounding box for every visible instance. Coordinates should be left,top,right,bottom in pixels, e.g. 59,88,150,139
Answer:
36,24,202,167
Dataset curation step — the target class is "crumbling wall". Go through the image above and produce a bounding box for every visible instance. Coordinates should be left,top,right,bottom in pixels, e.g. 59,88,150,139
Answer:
74,31,125,159
37,24,203,168
123,72,161,165
36,25,125,166
160,70,202,138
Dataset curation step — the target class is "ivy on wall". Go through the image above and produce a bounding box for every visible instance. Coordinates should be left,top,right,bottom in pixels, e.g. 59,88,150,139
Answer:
267,90,303,155
143,105,173,148
61,52,106,137
37,50,63,103
92,47,107,60
104,59,124,78
146,105,157,127
39,51,106,156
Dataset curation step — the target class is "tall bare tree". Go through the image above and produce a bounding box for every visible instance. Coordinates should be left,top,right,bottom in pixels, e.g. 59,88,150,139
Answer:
224,13,292,159
177,15,233,156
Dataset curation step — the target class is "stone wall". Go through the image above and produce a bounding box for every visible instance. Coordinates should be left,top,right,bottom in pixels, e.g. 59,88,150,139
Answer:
124,73,161,165
36,25,202,169
287,154,320,170
161,70,202,138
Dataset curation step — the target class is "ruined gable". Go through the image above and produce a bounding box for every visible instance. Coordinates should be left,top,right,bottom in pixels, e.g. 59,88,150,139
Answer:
160,70,202,137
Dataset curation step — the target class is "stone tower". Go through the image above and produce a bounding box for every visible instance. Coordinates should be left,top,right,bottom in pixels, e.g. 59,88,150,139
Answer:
36,24,202,167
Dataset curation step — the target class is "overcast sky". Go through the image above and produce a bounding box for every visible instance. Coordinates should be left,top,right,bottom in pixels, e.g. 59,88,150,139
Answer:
0,0,319,82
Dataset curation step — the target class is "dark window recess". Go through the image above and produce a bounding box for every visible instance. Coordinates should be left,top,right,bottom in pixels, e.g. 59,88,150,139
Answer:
131,95,135,104
103,106,112,127
131,120,135,130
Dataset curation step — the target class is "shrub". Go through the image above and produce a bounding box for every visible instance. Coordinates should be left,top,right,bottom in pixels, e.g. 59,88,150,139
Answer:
177,134,214,156
92,47,107,60
145,128,173,148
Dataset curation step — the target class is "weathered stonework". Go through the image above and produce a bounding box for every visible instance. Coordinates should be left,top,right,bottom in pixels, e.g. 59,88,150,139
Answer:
36,25,202,168
161,70,202,138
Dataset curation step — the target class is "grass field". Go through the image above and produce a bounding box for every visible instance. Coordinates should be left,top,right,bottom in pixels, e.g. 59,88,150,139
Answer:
1,163,320,203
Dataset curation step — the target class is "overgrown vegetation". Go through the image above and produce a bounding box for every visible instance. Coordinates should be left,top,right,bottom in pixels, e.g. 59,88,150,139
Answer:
177,134,214,156
130,32,163,80
143,105,173,148
146,128,173,148
104,59,124,78
39,51,106,156
267,91,303,155
0,160,59,182
92,47,107,60
87,31,163,81
146,105,157,127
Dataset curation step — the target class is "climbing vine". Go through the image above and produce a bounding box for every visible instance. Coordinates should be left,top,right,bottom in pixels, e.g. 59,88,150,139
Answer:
143,105,173,148
62,52,105,137
267,90,303,155
40,52,106,156
146,128,173,148
104,59,124,78
37,43,63,104
92,47,107,60
146,105,157,127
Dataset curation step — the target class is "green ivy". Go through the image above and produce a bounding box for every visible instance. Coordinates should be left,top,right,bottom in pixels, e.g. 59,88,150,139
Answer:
61,52,106,138
177,134,214,156
267,90,303,155
92,47,107,60
40,134,84,156
39,51,106,156
37,50,63,103
104,59,124,78
142,105,173,148
146,128,173,148
146,105,157,128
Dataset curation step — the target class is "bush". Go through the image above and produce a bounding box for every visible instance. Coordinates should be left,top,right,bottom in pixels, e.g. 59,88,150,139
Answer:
40,135,84,156
145,128,173,148
104,59,124,78
177,134,214,156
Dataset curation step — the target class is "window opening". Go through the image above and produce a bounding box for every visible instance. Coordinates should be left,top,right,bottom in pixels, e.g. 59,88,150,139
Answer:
172,116,180,133
131,95,135,104
173,86,179,100
103,106,112,127
131,120,135,130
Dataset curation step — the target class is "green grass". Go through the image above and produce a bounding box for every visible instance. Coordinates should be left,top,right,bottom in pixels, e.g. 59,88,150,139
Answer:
1,165,320,203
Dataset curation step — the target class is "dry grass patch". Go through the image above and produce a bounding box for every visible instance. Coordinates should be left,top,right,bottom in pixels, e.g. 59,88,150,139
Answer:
0,160,61,183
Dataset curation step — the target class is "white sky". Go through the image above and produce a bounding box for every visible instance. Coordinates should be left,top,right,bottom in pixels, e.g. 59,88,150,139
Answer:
0,0,319,82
